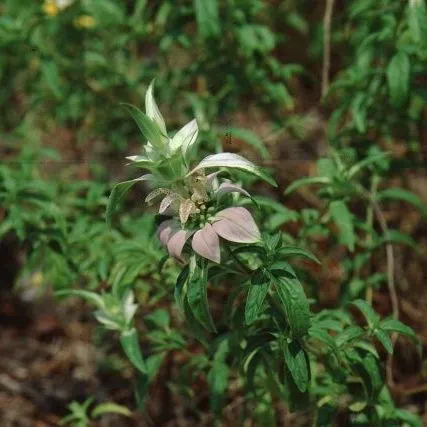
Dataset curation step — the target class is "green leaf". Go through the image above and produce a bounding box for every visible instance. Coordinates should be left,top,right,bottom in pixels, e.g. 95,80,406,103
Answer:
83,0,125,25
106,178,143,227
245,271,270,325
351,93,367,133
377,230,417,249
308,327,336,349
92,403,132,418
335,326,364,347
408,0,427,43
269,261,297,278
348,151,389,178
144,309,170,329
55,289,104,309
194,0,220,38
208,362,229,415
120,328,147,375
317,158,336,179
134,352,165,410
376,188,427,217
174,265,189,312
274,276,310,338
379,318,417,341
374,329,393,354
387,52,410,107
353,353,383,401
278,246,320,264
284,177,330,195
187,256,216,333
122,103,164,150
41,61,63,99
329,200,356,252
283,340,310,392
351,300,379,328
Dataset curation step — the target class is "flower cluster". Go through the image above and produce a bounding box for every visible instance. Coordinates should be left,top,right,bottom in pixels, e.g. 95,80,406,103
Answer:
113,82,276,263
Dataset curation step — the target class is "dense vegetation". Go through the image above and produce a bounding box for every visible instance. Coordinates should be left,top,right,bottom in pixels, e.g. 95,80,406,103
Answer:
1,0,427,425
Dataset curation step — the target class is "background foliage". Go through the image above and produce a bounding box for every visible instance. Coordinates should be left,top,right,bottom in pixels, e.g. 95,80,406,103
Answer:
1,0,427,426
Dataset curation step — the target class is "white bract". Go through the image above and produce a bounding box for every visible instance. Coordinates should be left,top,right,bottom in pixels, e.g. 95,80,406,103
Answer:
157,207,260,264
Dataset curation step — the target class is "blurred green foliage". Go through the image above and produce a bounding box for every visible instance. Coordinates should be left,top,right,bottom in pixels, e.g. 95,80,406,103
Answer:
1,0,427,426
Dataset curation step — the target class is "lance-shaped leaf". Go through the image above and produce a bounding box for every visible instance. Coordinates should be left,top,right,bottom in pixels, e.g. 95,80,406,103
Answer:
55,289,104,309
145,81,167,137
122,103,165,151
329,200,356,252
245,270,270,325
387,52,410,107
188,153,277,187
106,175,153,227
134,353,165,410
212,207,261,243
351,299,379,328
120,328,147,375
91,403,132,419
379,318,417,341
283,340,310,393
274,276,310,339
374,329,393,354
284,177,330,195
208,362,229,415
187,256,216,332
169,119,198,158
376,188,427,217
277,246,320,264
195,0,220,38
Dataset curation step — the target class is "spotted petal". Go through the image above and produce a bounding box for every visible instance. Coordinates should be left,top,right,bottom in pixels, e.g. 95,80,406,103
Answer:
159,194,181,214
192,224,221,263
212,207,260,243
179,198,196,224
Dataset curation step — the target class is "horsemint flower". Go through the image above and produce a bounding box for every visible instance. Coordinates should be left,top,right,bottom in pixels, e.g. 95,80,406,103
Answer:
107,81,276,253
151,170,260,263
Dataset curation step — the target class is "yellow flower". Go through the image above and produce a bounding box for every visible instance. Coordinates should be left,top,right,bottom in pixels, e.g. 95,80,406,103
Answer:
43,1,59,16
74,15,96,29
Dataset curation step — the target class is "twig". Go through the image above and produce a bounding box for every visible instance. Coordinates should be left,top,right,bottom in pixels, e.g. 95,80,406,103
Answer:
322,0,336,98
365,193,399,387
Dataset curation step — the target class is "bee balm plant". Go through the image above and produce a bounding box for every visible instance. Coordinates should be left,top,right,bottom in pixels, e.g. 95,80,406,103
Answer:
60,82,419,424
